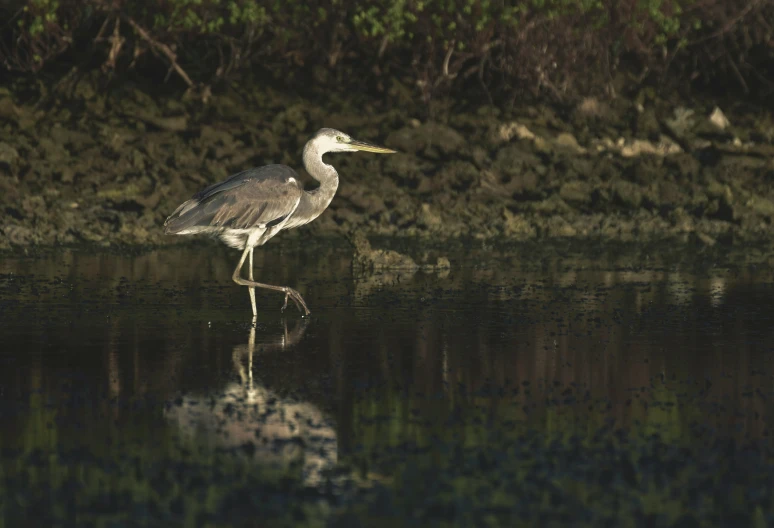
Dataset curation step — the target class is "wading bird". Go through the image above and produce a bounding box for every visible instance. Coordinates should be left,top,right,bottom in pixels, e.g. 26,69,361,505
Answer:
164,128,395,317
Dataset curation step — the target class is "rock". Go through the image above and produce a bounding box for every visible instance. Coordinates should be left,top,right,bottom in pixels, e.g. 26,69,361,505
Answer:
199,125,235,149
0,97,21,124
532,136,552,154
694,111,734,142
419,255,452,274
554,132,586,154
141,113,188,132
599,136,681,157
559,181,593,204
21,195,46,219
746,196,774,218
271,104,309,136
2,76,774,249
666,153,701,179
121,101,188,132
435,256,451,270
333,207,362,227
0,142,19,172
350,232,418,272
632,159,663,185
428,161,478,193
493,145,541,178
469,145,490,168
385,122,465,155
534,195,573,214
611,179,643,208
695,232,717,246
505,170,540,197
49,126,94,153
709,107,730,130
706,178,733,202
73,73,99,101
636,108,661,139
545,216,577,237
385,153,427,189
3,224,36,245
37,137,70,162
417,203,443,229
344,187,387,216
665,107,696,138
671,207,694,232
575,97,612,121
658,180,687,207
502,209,536,239
494,121,535,144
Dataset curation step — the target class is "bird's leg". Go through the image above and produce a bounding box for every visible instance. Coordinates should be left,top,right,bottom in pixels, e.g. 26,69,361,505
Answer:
233,322,256,395
248,247,257,317
278,288,310,315
233,246,254,316
232,246,311,316
247,322,255,391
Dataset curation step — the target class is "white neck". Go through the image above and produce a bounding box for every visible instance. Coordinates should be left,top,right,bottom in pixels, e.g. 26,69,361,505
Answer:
302,139,340,216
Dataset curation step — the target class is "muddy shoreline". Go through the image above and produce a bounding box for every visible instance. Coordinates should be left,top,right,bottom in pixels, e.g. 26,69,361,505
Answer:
1,77,773,251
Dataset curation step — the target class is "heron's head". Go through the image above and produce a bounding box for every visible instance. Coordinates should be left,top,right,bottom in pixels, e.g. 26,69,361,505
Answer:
312,128,396,154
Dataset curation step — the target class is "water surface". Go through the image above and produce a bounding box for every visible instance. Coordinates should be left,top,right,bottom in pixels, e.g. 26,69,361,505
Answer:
2,243,774,526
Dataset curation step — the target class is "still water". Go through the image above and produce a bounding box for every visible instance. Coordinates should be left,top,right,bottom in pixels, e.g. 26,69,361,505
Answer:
2,242,774,525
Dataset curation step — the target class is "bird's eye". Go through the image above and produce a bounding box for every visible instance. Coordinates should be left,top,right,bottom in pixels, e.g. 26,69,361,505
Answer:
336,136,345,142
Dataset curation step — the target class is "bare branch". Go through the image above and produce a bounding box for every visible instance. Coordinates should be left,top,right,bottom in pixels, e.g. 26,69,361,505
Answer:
726,53,750,94
123,15,195,89
442,43,455,79
378,36,389,58
103,16,124,71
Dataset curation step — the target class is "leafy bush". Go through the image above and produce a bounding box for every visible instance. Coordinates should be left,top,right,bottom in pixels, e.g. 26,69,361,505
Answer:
0,0,772,99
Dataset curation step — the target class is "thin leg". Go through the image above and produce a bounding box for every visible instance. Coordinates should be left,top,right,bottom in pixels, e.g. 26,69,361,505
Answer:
247,323,254,391
232,245,311,316
248,247,257,317
233,323,256,397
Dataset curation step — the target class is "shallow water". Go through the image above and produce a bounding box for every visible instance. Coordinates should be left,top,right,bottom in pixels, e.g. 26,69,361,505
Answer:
3,243,774,525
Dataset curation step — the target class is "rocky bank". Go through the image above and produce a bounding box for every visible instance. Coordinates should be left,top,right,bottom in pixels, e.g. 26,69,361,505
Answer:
0,76,773,250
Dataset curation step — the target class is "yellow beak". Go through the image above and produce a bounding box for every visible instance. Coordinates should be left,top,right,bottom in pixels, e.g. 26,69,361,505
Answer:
349,139,396,154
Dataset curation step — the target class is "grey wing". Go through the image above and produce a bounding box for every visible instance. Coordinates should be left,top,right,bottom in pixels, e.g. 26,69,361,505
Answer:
164,165,303,234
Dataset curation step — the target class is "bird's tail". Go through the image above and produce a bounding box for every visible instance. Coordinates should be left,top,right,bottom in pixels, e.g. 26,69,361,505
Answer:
163,199,199,235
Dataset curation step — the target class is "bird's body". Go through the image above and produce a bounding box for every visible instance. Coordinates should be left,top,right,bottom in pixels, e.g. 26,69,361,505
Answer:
164,128,395,317
166,165,309,249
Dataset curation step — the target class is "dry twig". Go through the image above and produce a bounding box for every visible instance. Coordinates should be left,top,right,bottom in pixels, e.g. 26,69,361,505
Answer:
123,15,195,89
104,17,124,71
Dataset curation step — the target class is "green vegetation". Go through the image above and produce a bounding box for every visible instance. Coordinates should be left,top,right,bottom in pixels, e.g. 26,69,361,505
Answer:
1,0,772,99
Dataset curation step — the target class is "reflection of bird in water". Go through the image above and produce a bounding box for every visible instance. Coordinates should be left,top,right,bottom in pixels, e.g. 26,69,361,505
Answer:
164,128,396,317
164,318,337,486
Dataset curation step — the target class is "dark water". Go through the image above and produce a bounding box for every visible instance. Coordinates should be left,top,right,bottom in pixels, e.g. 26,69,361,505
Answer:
3,244,774,526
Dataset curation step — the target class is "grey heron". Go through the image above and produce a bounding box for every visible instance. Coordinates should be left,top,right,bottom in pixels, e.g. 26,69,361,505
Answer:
164,128,395,316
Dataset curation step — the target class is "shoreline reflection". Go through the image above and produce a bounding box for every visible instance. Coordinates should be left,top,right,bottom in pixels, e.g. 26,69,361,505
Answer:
164,318,338,486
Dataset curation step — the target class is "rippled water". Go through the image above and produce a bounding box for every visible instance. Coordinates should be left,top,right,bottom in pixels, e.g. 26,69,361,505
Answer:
2,243,774,525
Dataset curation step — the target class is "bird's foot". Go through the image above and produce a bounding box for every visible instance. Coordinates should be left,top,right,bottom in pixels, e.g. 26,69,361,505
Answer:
281,287,311,316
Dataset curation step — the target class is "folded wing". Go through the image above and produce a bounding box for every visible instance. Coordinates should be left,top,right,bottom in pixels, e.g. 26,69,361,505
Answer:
164,165,304,235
